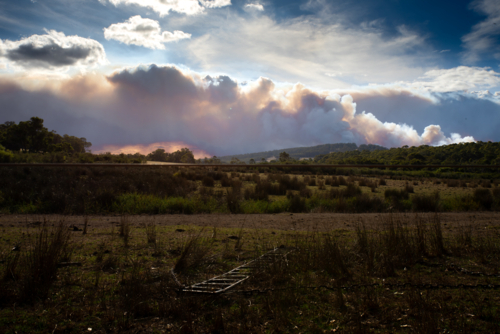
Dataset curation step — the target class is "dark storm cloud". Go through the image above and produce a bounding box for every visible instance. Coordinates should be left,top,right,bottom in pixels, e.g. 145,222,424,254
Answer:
6,42,91,67
0,30,106,69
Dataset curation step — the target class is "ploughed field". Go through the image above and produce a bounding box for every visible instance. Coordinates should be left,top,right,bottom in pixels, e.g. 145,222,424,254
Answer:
1,213,500,333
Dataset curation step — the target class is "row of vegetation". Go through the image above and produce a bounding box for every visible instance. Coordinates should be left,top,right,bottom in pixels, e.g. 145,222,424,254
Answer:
3,117,500,168
315,141,500,165
0,117,198,164
1,166,499,215
1,214,499,332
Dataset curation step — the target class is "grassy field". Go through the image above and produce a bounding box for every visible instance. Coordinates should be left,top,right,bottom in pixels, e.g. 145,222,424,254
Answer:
0,166,499,215
1,213,500,333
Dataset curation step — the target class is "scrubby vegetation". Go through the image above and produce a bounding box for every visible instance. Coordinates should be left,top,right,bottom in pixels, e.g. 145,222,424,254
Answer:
1,166,499,215
1,214,500,333
317,141,500,165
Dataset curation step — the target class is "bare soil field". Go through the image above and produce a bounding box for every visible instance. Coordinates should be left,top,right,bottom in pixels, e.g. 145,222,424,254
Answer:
2,212,500,233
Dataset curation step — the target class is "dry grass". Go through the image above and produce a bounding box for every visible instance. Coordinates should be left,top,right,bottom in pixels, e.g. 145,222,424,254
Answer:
0,214,500,332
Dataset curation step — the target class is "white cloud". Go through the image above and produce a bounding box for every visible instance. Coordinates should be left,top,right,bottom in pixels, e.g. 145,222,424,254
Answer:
244,3,264,11
104,16,191,49
200,0,231,9
462,0,500,63
0,29,106,70
185,15,431,89
102,0,231,16
409,66,500,93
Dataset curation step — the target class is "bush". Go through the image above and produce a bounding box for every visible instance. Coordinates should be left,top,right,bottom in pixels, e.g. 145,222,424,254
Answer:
404,182,414,193
384,189,409,200
328,183,362,199
244,186,269,201
338,176,347,186
20,222,71,303
202,176,215,187
300,187,312,198
0,145,13,162
289,194,307,213
481,180,492,188
473,188,493,210
220,176,231,187
353,194,385,213
412,191,440,212
226,189,241,213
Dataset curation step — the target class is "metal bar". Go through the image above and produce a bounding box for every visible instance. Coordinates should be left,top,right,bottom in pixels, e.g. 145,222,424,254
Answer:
181,248,287,294
1,163,499,169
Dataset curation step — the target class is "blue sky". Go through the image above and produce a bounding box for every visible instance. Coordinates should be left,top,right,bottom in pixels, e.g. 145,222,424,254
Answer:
0,0,499,155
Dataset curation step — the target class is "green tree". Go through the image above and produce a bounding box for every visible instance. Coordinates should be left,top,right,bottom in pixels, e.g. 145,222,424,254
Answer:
279,151,290,162
147,149,168,162
0,144,13,162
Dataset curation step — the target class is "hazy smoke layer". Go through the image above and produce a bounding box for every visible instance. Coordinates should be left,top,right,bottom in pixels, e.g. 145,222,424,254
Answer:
0,65,479,156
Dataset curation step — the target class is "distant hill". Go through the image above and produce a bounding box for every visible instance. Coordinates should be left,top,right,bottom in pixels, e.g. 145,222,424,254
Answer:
218,143,387,163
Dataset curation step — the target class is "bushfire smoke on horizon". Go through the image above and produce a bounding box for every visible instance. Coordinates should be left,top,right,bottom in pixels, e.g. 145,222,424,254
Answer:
0,64,495,157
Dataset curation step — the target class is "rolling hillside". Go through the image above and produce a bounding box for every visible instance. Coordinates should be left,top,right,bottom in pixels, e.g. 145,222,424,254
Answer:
218,143,386,163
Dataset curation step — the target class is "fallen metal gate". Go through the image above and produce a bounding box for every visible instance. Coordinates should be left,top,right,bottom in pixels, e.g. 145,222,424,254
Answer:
182,247,288,294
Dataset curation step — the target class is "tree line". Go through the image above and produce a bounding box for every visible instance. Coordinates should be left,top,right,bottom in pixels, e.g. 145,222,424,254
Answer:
0,117,91,155
0,117,196,164
315,142,500,166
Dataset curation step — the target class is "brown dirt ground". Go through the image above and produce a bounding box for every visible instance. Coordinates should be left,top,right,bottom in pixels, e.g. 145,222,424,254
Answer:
1,212,500,234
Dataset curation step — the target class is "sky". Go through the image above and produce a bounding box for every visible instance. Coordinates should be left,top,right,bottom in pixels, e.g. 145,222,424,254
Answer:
0,0,499,157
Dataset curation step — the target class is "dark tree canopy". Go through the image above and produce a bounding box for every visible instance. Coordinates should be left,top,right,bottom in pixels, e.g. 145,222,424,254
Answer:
0,117,91,154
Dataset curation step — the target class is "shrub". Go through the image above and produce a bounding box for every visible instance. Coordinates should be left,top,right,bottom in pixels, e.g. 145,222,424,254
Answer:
412,191,440,212
384,189,409,200
289,194,307,213
473,188,493,210
20,222,71,303
173,230,212,274
145,221,157,244
226,189,242,213
299,187,312,198
202,176,215,187
404,182,414,193
338,176,347,186
481,180,492,188
328,183,362,199
353,194,385,213
244,186,269,201
220,176,231,187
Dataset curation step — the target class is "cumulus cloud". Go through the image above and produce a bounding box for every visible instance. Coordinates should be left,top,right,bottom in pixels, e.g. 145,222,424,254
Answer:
408,66,500,93
101,0,231,16
0,65,483,156
104,16,191,49
462,0,500,62
244,3,264,11
0,29,106,70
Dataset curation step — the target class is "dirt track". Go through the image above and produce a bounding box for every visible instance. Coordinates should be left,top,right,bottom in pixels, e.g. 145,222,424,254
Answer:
1,212,500,233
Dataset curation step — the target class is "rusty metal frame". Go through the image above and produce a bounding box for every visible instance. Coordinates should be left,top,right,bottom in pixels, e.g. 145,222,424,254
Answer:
181,248,288,294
